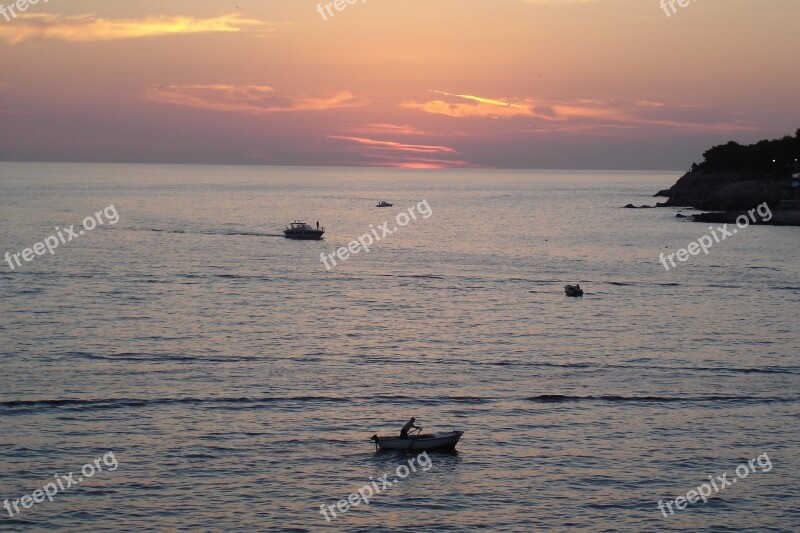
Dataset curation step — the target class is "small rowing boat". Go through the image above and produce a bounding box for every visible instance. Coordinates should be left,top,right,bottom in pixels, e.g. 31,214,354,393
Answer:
370,431,464,451
564,284,583,297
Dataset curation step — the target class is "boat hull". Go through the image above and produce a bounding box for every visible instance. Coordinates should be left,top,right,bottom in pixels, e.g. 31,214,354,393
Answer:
564,285,583,297
283,230,324,240
372,431,463,451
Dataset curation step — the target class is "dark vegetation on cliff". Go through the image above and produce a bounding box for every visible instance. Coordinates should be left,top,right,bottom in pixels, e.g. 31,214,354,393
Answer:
694,128,800,178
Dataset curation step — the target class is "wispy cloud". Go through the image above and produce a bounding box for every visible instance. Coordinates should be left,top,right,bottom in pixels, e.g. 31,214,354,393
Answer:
353,123,435,136
342,122,474,139
0,13,272,44
327,136,456,154
403,90,756,132
402,91,535,119
327,135,476,168
146,84,366,114
428,90,529,109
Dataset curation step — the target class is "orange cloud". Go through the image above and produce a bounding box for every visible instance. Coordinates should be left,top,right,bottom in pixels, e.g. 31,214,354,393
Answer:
402,91,536,119
327,135,456,154
327,135,476,168
146,84,366,114
402,100,535,119
357,123,435,136
428,90,530,109
0,13,272,44
403,90,755,132
342,122,474,139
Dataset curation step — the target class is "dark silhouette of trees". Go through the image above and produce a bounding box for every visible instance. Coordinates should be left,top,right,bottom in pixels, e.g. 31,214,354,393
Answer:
696,129,800,178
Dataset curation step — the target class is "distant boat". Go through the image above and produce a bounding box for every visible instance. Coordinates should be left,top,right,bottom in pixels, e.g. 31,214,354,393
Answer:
376,201,393,208
283,221,324,240
370,431,463,451
564,284,584,297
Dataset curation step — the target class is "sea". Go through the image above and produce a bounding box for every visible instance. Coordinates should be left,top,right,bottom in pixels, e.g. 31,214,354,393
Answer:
1,162,798,532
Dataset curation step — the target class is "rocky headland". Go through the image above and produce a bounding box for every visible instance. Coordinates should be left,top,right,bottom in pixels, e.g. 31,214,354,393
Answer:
648,129,800,226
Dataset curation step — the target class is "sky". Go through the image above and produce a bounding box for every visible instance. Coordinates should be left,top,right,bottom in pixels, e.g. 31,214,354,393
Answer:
0,0,798,169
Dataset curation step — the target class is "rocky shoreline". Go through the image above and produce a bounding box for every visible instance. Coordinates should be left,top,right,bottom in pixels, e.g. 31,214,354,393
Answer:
651,169,800,226
689,209,800,227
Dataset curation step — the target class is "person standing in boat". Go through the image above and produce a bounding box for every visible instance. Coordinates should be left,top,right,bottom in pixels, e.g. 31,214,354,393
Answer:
316,221,320,230
400,417,421,438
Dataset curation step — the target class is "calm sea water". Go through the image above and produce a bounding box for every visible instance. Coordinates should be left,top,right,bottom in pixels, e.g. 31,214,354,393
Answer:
1,163,798,532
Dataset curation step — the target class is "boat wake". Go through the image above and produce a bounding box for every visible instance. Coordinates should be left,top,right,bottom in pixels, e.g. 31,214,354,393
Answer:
0,394,491,414
527,394,799,404
4,392,797,415
129,227,284,237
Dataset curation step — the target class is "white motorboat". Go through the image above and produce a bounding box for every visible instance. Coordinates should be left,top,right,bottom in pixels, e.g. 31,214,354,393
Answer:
283,221,324,240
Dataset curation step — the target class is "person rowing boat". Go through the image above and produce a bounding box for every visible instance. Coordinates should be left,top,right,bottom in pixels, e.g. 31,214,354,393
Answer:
399,417,421,439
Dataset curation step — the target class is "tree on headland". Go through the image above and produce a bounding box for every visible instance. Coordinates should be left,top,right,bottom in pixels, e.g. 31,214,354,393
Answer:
795,128,800,153
696,129,800,178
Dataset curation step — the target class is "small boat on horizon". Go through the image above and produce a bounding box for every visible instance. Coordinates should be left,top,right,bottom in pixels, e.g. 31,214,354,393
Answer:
283,221,324,240
376,201,393,208
370,431,464,451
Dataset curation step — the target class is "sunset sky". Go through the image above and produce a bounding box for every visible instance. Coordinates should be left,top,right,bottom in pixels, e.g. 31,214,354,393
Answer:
1,0,798,169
